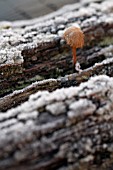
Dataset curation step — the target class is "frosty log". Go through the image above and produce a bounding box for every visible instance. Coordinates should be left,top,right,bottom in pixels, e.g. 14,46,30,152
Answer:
1,55,113,112
0,0,113,97
0,75,113,170
0,0,113,169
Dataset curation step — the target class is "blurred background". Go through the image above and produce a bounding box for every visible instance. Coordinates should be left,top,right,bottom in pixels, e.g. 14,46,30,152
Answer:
0,0,79,21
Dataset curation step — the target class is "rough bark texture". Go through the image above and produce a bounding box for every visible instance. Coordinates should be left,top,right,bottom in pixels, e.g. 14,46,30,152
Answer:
0,0,113,97
1,55,113,112
0,75,113,170
0,0,113,169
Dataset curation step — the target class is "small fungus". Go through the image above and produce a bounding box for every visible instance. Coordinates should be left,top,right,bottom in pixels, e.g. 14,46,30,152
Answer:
63,26,84,72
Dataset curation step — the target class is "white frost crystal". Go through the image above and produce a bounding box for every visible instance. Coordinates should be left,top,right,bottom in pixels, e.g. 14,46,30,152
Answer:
0,0,112,66
0,50,7,64
0,28,25,65
18,111,38,120
68,99,96,118
46,102,66,115
0,75,113,126
101,0,113,12
0,24,58,66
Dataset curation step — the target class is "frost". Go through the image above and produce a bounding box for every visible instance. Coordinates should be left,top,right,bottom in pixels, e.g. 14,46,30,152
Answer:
81,155,94,162
0,0,112,66
71,23,80,28
0,118,17,129
79,7,96,16
101,45,113,57
68,99,96,119
0,21,59,65
46,102,66,115
9,79,55,103
81,16,97,27
0,28,25,65
85,75,111,84
101,0,113,12
0,50,7,64
58,30,64,37
0,75,113,124
70,99,95,111
89,2,101,10
18,111,38,120
94,57,113,68
63,86,78,99
54,16,67,24
105,15,113,24
45,88,66,103
29,91,49,101
7,122,24,133
0,110,17,121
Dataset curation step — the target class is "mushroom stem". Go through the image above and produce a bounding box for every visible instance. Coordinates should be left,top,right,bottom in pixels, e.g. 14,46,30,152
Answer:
72,47,76,65
72,47,76,72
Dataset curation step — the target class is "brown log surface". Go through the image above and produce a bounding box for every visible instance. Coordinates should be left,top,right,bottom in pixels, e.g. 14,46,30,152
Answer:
0,0,113,97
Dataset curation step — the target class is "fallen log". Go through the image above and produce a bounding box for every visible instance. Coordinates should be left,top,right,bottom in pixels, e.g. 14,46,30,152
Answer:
0,75,113,170
0,0,113,169
1,55,113,112
0,0,113,97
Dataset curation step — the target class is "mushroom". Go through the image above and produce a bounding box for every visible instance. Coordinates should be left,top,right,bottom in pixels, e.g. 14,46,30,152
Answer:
63,26,84,72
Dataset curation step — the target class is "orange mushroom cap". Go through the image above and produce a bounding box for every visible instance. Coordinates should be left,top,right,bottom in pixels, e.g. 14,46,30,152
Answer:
63,26,84,48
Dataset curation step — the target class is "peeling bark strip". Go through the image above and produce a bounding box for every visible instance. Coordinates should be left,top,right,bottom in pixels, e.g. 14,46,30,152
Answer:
0,75,113,170
0,0,113,96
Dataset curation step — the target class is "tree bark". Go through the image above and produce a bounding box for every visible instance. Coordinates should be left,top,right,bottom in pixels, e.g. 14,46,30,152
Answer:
0,0,113,169
0,75,113,170
0,0,113,97
1,54,113,112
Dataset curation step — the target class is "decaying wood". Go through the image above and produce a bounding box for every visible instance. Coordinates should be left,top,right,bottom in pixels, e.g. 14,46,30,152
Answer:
0,0,113,97
1,53,113,112
0,75,113,170
0,0,113,169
